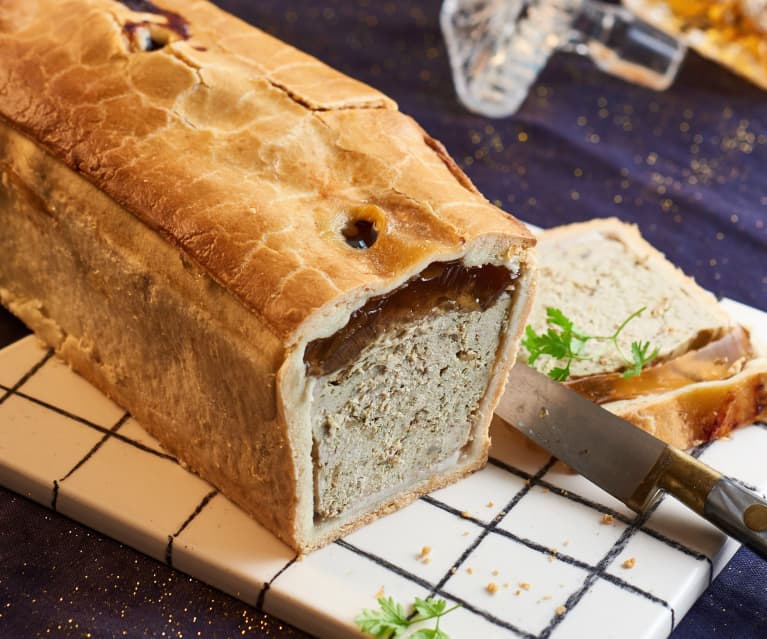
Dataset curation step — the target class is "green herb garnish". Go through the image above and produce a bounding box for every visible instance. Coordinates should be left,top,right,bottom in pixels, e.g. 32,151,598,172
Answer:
355,596,460,639
522,307,659,381
624,340,660,379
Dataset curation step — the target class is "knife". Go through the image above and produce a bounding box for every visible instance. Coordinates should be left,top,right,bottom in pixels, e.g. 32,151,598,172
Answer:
495,362,767,559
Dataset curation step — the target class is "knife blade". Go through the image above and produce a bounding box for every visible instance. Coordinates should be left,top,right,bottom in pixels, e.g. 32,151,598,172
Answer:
495,362,767,559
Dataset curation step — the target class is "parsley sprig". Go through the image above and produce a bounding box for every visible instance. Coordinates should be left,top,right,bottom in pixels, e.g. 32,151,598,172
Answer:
522,307,659,381
355,596,460,638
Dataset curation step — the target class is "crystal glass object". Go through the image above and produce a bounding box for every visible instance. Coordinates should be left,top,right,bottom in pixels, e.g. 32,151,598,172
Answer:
441,0,688,117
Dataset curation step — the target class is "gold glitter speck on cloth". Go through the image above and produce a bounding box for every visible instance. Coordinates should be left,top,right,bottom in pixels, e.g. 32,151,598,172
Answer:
0,491,308,638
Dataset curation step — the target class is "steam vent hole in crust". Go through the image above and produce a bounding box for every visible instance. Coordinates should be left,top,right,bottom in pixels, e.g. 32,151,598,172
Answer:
119,0,191,52
305,261,517,522
341,204,387,249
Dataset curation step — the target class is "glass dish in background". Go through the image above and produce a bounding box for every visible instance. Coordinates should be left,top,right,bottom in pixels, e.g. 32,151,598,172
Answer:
442,0,766,118
441,0,687,117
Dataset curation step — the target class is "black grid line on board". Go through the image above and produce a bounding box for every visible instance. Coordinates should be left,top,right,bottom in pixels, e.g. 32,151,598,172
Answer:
336,538,436,591
534,474,712,562
424,494,630,582
538,496,673,639
2,345,764,638
336,524,673,639
165,489,219,567
424,493,675,635
489,455,714,564
537,439,717,638
0,348,308,633
407,453,678,636
333,434,754,637
0,352,285,629
0,349,53,407
488,456,715,571
52,411,131,511
60,412,132,482
488,455,634,520
256,556,301,613
436,588,539,639
335,538,538,639
0,383,178,464
431,456,558,595
418,444,725,636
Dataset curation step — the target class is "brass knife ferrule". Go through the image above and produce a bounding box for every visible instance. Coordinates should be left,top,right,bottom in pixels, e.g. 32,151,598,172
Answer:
627,446,722,514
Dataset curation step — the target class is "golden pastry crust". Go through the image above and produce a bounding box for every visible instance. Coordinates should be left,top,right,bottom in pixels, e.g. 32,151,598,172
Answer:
0,0,533,344
607,359,767,449
0,0,536,551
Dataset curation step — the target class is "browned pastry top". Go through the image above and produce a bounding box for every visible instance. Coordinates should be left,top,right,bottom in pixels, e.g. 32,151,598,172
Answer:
0,0,533,340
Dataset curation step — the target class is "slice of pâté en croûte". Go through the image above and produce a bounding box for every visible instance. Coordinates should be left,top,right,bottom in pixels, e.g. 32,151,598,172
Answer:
522,218,767,449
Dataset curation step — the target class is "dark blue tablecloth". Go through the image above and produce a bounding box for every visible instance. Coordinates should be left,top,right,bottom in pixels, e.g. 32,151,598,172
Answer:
1,1,766,637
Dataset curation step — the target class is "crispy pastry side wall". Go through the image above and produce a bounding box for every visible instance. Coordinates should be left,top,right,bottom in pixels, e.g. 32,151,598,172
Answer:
0,0,537,551
0,122,303,548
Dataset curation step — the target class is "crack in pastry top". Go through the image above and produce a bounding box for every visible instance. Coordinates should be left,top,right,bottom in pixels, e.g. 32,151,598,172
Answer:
0,0,532,341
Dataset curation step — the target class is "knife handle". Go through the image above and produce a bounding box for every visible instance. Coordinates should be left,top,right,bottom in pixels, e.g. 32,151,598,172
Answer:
704,478,767,561
643,447,767,560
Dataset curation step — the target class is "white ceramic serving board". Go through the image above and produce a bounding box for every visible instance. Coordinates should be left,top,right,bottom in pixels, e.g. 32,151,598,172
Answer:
0,297,765,639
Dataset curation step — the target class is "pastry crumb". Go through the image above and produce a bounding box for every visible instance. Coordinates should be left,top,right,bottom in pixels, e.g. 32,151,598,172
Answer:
486,582,499,594
519,582,531,590
422,557,431,564
601,514,614,525
514,589,521,596
466,567,474,575
460,511,472,519
462,531,470,537
543,595,552,601
374,586,385,599
486,500,494,508
491,569,500,576
556,605,567,616
503,582,510,589
563,539,571,546
450,567,457,575
622,557,637,569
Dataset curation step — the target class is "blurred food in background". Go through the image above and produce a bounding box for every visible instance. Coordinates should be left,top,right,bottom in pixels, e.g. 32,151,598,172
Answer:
625,0,767,89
